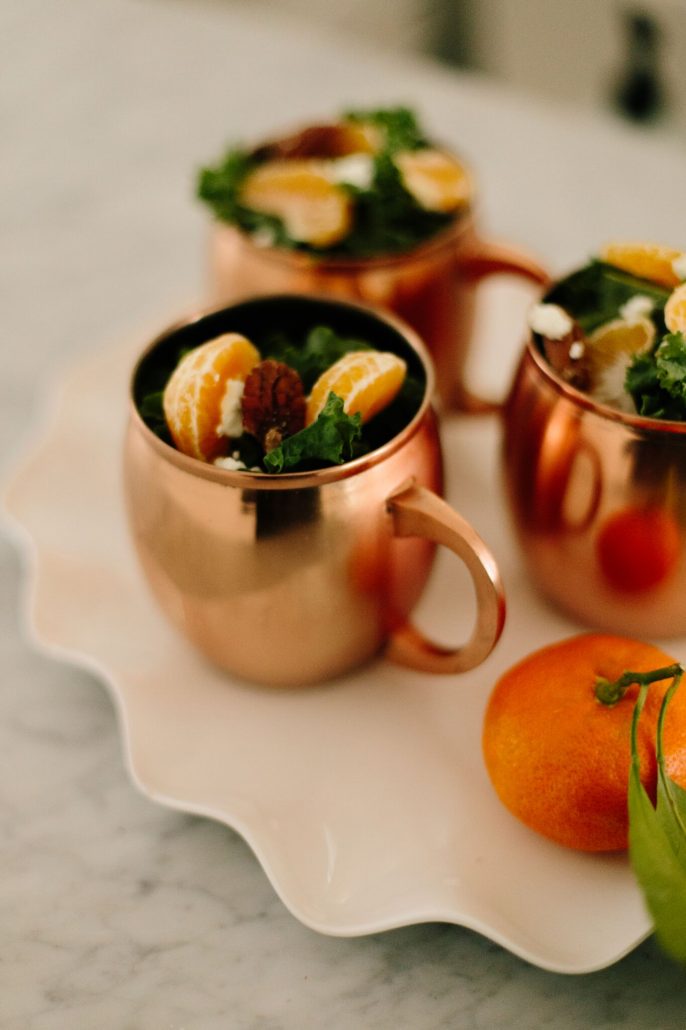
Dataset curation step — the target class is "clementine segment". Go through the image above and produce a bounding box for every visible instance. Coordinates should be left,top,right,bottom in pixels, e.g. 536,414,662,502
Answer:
239,160,352,248
665,282,686,334
306,350,407,426
586,317,655,409
395,148,472,213
163,333,260,461
600,242,685,289
482,634,686,852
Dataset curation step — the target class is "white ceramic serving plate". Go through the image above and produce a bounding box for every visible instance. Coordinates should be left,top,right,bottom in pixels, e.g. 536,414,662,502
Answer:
2,331,661,975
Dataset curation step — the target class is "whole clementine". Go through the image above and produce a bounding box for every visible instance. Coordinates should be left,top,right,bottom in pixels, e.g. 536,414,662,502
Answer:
482,634,686,851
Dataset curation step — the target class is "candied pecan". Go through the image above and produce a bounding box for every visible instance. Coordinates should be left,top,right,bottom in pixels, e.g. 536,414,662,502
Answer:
542,323,591,391
241,360,306,452
252,123,369,161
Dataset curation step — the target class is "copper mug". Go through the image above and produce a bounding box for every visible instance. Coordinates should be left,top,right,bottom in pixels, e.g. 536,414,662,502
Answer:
210,194,548,412
124,295,505,686
503,334,686,637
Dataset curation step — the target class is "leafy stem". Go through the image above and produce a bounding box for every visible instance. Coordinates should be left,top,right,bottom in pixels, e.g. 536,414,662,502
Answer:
595,664,683,706
628,664,686,964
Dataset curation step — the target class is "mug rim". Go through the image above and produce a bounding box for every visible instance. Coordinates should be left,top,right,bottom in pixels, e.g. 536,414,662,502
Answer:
129,293,437,490
525,332,686,436
213,208,476,273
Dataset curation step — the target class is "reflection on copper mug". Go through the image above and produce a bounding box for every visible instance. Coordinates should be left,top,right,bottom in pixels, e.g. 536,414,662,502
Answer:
210,208,548,412
124,295,505,686
503,335,686,637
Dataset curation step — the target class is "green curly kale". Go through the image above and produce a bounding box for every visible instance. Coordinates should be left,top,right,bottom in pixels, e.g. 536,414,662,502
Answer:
196,106,455,258
626,332,686,420
263,392,362,473
265,325,372,391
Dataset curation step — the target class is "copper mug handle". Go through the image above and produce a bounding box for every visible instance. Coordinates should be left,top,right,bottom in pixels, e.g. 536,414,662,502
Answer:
385,482,505,674
454,239,551,414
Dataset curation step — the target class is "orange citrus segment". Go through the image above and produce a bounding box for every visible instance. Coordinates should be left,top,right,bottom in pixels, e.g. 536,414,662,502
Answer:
306,350,407,426
587,316,655,371
394,149,472,213
665,282,686,334
163,333,261,461
239,160,353,247
586,317,654,410
600,242,685,288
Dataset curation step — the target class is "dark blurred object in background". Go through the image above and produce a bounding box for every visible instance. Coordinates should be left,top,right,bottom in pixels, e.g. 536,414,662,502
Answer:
612,9,667,122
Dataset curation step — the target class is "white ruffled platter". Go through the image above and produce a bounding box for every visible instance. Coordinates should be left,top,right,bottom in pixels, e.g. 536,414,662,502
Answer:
2,329,655,975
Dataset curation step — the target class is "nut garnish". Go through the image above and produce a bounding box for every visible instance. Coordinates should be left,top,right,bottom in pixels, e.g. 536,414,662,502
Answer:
241,360,306,452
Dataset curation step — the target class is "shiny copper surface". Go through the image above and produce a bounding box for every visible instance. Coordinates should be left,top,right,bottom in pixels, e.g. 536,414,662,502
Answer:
503,336,686,637
124,295,505,686
209,214,548,412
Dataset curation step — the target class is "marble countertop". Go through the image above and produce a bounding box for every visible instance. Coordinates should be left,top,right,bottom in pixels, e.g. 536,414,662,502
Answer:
3,1,686,1026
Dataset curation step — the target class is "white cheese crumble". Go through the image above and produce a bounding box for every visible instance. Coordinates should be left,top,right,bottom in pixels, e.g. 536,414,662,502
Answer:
216,378,245,439
214,451,262,473
527,303,573,340
619,294,654,322
569,341,585,360
214,455,248,471
326,154,375,190
672,254,686,281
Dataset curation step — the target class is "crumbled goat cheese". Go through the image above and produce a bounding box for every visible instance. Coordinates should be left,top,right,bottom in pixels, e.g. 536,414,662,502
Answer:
619,294,654,322
214,455,248,471
214,452,262,473
569,341,585,360
326,154,375,190
217,378,245,439
527,303,573,340
673,254,686,282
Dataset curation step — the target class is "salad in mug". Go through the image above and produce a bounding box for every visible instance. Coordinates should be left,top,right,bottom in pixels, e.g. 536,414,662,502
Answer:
528,241,686,420
196,106,472,258
139,323,424,474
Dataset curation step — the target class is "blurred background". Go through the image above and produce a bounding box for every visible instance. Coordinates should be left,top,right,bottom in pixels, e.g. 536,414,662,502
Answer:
204,0,686,137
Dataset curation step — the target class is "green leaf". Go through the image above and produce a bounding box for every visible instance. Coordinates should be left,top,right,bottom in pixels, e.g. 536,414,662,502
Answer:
544,260,670,335
265,325,372,391
628,678,686,965
337,151,451,258
626,332,686,421
263,392,363,473
656,677,686,875
194,108,453,258
137,389,171,443
196,146,295,248
343,105,428,153
656,332,686,399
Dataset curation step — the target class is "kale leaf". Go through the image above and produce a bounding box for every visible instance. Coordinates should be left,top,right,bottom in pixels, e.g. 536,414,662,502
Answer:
626,332,686,420
195,106,454,258
335,151,451,258
544,260,670,335
265,325,372,391
197,147,297,249
263,392,363,473
343,105,428,153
